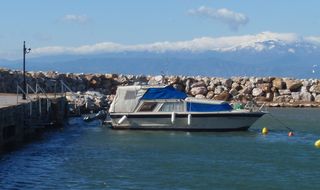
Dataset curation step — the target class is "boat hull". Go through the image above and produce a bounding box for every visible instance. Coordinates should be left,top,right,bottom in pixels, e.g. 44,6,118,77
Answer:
109,112,265,131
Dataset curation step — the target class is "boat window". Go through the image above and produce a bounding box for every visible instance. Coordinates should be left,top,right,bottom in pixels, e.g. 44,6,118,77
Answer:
159,102,184,112
124,90,136,100
138,102,158,112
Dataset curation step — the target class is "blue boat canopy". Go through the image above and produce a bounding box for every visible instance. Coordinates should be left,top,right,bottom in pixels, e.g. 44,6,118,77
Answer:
186,102,233,112
141,86,187,100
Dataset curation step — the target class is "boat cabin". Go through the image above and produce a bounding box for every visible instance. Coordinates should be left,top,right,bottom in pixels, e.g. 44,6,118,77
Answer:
109,85,233,113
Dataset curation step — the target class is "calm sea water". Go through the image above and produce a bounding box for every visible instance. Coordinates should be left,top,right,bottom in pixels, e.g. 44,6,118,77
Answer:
1,108,320,190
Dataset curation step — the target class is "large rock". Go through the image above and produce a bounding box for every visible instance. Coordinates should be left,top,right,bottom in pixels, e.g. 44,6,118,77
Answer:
231,77,242,84
300,92,313,102
206,91,214,99
148,75,164,85
185,79,194,92
213,92,231,101
195,94,206,99
255,96,268,102
154,75,164,83
273,96,285,102
88,76,101,88
240,77,249,85
291,92,300,101
249,77,256,84
252,88,264,97
315,95,320,103
207,84,215,91
285,80,302,92
46,71,59,79
221,78,233,88
231,83,242,91
229,89,239,96
263,77,273,83
105,73,117,79
240,86,253,94
272,78,285,89
310,85,320,94
258,83,271,92
214,85,226,94
116,75,130,85
255,77,264,84
273,95,292,103
190,86,207,96
278,89,291,95
168,76,180,84
101,79,112,89
302,80,311,87
202,77,211,86
211,78,221,86
191,81,206,88
300,86,309,92
95,97,109,107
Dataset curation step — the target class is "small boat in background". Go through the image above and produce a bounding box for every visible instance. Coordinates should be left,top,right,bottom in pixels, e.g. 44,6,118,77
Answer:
108,85,266,131
83,110,107,122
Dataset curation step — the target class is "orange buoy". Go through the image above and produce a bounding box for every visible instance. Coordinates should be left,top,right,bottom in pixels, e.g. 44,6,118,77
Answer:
288,131,294,137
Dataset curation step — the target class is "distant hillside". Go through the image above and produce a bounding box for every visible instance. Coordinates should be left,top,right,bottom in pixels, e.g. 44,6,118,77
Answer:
1,36,320,78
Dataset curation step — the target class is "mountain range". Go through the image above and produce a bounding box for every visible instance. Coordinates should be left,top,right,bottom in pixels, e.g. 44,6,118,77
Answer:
1,32,319,78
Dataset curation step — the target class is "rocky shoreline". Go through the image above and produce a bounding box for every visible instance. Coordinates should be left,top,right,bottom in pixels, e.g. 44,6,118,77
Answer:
1,68,320,110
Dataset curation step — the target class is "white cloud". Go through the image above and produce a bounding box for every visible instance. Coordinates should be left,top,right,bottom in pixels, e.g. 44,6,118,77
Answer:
188,6,249,30
30,31,312,57
288,48,295,53
305,36,320,44
61,14,89,24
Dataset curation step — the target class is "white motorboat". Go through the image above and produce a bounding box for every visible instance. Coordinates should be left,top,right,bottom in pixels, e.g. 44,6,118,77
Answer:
108,85,266,131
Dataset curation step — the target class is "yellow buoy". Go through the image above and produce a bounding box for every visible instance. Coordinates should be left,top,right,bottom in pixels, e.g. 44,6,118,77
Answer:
262,127,268,135
314,140,320,148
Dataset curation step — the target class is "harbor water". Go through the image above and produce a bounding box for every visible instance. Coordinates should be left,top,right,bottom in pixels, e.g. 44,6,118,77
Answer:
1,108,320,189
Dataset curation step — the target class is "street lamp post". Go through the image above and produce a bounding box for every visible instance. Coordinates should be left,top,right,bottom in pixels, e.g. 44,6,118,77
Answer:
22,41,31,100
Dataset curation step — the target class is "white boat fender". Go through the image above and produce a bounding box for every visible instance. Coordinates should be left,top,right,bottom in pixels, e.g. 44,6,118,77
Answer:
171,112,175,124
187,114,192,126
118,115,127,124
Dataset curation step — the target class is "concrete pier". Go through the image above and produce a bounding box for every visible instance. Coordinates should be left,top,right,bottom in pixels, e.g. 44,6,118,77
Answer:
0,93,68,152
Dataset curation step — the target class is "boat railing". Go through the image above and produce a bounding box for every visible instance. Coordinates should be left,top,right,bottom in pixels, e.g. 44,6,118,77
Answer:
60,80,81,116
244,100,266,112
16,84,34,116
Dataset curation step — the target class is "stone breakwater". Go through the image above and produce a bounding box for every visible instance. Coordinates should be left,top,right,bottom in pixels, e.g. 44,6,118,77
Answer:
1,68,320,109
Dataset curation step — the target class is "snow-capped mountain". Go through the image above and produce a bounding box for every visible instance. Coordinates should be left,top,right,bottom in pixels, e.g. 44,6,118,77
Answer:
29,31,320,56
1,32,320,78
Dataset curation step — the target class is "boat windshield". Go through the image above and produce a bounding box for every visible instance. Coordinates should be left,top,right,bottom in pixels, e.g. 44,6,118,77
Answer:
138,102,158,112
159,102,185,112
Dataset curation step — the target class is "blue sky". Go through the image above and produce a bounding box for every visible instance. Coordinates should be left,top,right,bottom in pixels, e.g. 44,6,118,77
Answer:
0,0,320,58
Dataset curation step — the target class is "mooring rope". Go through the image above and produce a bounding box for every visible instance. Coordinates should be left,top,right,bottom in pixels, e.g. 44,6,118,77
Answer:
267,113,294,132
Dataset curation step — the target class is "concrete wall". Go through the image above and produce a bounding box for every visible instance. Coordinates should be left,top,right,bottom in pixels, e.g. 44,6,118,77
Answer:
0,97,68,152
